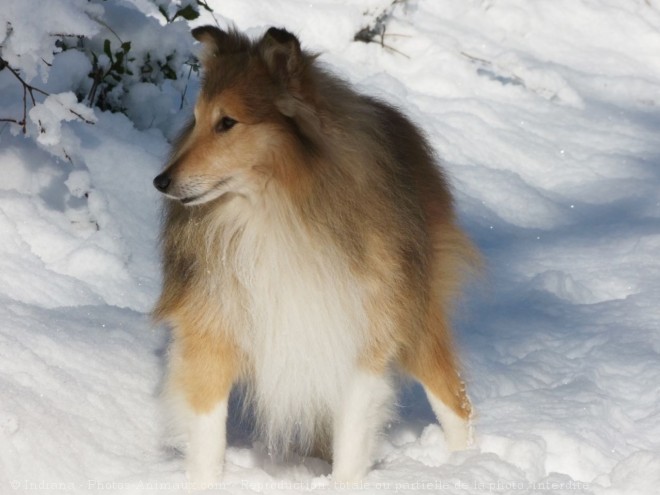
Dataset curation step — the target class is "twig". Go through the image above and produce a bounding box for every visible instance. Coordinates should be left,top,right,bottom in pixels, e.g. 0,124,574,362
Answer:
90,17,124,44
461,51,526,86
353,0,410,57
68,108,95,125
50,33,85,38
4,63,48,99
63,148,74,165
0,56,95,133
179,62,195,110
0,56,48,134
460,51,492,66
0,118,21,125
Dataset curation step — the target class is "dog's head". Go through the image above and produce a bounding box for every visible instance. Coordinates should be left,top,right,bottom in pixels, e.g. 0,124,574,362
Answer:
153,26,317,205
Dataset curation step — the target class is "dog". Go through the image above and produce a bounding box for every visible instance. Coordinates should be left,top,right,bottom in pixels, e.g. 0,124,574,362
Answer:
152,25,479,485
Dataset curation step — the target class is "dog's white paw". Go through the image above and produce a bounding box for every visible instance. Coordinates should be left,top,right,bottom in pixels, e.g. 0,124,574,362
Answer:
183,400,228,490
185,463,223,490
332,464,368,485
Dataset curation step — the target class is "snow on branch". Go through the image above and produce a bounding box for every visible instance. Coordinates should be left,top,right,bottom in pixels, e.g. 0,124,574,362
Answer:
0,0,216,159
0,56,94,135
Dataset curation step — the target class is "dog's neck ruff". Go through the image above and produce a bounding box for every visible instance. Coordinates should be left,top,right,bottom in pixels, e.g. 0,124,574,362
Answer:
202,189,370,454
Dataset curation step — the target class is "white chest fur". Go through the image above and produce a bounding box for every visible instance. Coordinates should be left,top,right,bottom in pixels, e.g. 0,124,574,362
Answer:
217,196,369,453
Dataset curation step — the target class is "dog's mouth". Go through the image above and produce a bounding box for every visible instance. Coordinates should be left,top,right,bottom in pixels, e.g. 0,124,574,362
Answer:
180,195,203,205
180,177,232,206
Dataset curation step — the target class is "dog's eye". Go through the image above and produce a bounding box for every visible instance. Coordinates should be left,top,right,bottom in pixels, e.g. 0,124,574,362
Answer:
215,116,237,133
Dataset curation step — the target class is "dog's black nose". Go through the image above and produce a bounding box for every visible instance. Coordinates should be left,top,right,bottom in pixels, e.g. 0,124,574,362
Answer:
153,173,171,192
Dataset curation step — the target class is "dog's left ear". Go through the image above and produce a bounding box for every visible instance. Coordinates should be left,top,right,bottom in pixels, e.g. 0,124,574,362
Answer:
259,27,303,91
259,27,320,131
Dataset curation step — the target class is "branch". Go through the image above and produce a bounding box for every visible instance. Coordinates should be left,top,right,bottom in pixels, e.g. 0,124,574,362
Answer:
0,56,96,134
68,108,95,125
3,61,49,98
353,0,410,57
0,118,21,126
0,55,49,134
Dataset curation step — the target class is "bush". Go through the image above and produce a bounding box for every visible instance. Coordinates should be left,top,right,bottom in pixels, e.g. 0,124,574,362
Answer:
0,0,210,146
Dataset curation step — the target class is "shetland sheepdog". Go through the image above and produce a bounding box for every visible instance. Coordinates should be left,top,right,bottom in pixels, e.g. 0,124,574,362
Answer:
152,25,479,485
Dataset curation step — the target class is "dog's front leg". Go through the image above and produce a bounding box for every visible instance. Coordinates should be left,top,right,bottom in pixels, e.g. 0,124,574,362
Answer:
166,324,239,487
186,399,228,487
331,369,394,482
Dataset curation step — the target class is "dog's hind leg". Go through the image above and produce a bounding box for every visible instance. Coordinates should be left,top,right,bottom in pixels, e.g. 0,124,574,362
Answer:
401,310,472,451
422,382,471,451
166,324,239,486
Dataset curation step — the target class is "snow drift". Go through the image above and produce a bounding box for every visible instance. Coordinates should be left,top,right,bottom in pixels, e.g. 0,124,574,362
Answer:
1,0,659,493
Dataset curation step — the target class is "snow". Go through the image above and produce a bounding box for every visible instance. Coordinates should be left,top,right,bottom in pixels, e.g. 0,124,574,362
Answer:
0,0,101,82
29,92,97,148
1,0,660,493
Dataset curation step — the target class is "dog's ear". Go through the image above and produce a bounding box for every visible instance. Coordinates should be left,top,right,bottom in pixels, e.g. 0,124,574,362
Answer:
259,27,303,89
259,28,309,118
260,28,321,137
191,25,231,66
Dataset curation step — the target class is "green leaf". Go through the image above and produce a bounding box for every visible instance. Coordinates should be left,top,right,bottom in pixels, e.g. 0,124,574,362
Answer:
103,39,112,60
163,65,177,80
121,41,131,53
173,5,199,21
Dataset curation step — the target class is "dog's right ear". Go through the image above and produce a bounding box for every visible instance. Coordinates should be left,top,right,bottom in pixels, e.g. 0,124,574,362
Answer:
191,25,230,66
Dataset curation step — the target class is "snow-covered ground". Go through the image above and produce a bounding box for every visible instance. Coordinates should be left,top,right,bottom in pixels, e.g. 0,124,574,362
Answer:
2,1,660,493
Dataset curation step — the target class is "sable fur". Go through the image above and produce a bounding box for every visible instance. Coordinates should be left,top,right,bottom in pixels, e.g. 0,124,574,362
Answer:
153,25,479,478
